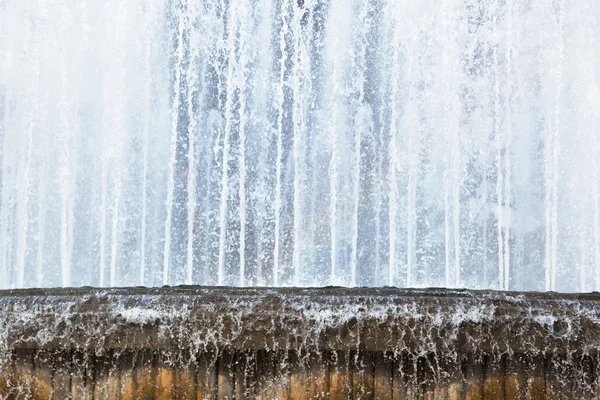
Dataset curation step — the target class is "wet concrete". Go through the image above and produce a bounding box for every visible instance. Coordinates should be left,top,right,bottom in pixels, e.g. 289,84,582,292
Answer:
1,287,599,398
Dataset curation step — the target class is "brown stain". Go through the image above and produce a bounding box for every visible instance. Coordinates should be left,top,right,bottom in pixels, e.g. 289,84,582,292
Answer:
134,365,157,400
329,352,351,400
217,352,234,400
175,365,197,400
196,353,217,400
0,351,591,399
306,353,328,399
527,376,547,400
483,374,504,400
504,355,527,400
120,370,136,400
373,353,392,400
352,353,374,400
157,367,174,400
32,376,52,400
483,361,504,400
446,382,463,400
0,367,48,400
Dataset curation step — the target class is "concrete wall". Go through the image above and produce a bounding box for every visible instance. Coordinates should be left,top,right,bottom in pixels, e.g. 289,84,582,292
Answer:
1,287,599,399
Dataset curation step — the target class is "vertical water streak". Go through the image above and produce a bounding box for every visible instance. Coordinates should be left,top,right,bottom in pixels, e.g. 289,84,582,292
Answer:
594,134,600,290
302,1,320,285
592,8,600,289
374,104,384,284
273,0,291,286
328,121,338,285
453,160,461,287
544,132,552,291
163,1,186,285
35,163,46,287
15,103,33,287
442,0,453,288
99,164,107,286
238,77,247,286
375,63,386,285
0,67,10,288
502,138,511,290
57,2,75,287
99,14,110,287
326,0,356,285
15,22,37,287
252,0,273,285
546,0,564,291
405,25,423,287
109,189,121,287
406,135,416,288
444,154,451,287
291,0,304,286
35,40,48,291
511,14,525,290
543,44,554,290
503,0,513,290
139,1,155,286
218,0,238,285
579,184,587,291
196,1,224,286
492,1,505,290
482,174,488,287
237,1,252,286
553,0,564,291
185,5,199,285
387,1,400,287
443,83,461,287
450,6,462,287
109,2,128,287
451,53,462,287
349,0,370,287
402,6,422,287
594,30,600,290
327,53,339,284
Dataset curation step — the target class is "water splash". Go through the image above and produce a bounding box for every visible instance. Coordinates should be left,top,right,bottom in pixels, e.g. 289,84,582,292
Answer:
0,0,598,291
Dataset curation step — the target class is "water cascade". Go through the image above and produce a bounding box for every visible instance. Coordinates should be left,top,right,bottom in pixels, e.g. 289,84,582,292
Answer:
0,0,598,291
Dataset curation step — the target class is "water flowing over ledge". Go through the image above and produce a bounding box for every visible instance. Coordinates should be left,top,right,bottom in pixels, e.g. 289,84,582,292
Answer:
2,287,600,354
1,288,600,398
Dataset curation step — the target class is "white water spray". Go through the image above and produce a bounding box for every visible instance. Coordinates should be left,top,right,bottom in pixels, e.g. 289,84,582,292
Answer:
0,0,598,291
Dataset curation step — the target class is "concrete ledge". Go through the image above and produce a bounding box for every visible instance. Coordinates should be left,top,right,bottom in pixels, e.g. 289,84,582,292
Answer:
2,287,600,398
2,287,600,354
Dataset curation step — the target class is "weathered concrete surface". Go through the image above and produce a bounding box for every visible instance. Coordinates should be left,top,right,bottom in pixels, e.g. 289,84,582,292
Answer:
2,287,600,353
0,287,599,398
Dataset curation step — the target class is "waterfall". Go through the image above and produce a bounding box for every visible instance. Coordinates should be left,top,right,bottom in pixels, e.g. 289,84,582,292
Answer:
0,0,598,291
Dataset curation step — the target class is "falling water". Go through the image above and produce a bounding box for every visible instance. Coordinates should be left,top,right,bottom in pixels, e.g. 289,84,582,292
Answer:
0,0,598,291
